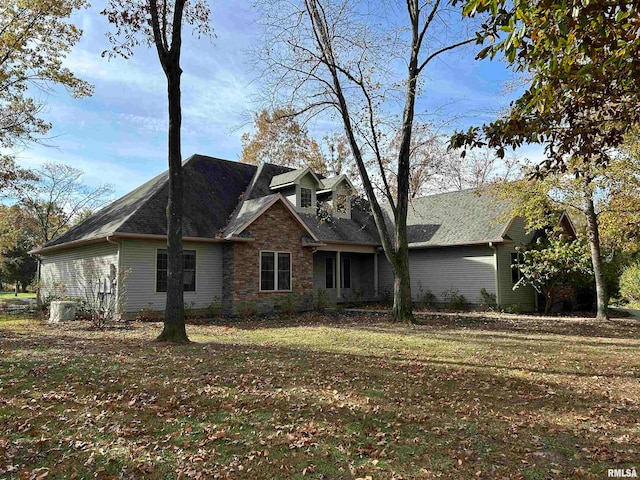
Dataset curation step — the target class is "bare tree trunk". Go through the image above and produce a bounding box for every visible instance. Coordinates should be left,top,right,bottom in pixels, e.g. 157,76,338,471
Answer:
156,60,188,343
584,196,609,321
392,240,413,322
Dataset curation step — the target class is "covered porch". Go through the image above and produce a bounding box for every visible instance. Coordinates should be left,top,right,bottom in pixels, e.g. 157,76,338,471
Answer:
311,244,380,303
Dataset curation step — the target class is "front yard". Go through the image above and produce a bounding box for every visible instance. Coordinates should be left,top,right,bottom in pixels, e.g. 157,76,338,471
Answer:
1,312,638,479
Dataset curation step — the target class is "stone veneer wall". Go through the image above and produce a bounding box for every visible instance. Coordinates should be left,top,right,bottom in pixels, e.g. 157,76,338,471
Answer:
222,243,234,314
230,201,314,314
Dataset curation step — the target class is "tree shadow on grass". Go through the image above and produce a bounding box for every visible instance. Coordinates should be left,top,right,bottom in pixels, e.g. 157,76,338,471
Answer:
1,328,638,478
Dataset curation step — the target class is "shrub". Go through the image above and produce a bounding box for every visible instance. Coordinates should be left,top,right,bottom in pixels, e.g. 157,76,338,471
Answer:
314,288,333,312
620,262,640,304
237,300,259,318
479,288,497,309
206,297,223,317
277,292,300,314
441,287,466,311
134,305,161,322
416,282,434,308
503,303,522,315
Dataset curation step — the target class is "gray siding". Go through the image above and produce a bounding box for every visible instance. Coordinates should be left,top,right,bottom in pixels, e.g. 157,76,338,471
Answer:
312,252,375,303
40,242,119,300
379,245,496,304
294,174,317,213
121,239,223,312
497,217,536,311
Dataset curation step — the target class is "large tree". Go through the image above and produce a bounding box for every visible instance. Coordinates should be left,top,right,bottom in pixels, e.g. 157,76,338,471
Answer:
101,0,211,342
24,162,113,245
0,204,38,294
241,109,354,178
0,0,92,194
451,0,640,320
256,0,478,322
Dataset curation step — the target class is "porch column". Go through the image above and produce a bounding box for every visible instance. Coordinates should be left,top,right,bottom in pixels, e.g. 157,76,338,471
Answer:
374,252,379,298
336,251,342,299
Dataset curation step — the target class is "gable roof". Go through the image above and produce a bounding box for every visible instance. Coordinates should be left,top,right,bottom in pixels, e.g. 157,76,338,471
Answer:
383,188,513,248
223,194,320,241
35,155,257,251
318,174,356,193
269,167,321,189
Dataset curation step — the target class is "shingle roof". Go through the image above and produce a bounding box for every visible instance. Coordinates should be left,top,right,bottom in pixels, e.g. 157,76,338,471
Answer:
39,155,257,249
222,194,279,239
299,200,380,245
37,155,513,253
383,188,512,248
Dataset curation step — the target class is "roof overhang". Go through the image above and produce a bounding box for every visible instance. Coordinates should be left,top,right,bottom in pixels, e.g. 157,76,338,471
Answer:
270,167,322,190
31,232,224,254
407,238,509,250
559,211,578,239
318,174,356,194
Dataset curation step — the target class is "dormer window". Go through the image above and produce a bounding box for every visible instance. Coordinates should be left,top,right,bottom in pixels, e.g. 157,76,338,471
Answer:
335,193,348,213
300,187,312,208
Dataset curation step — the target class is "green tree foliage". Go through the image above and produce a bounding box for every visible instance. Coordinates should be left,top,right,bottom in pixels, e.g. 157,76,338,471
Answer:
0,0,92,194
0,205,38,293
452,0,640,170
619,263,640,305
514,237,592,314
0,238,38,293
451,0,640,320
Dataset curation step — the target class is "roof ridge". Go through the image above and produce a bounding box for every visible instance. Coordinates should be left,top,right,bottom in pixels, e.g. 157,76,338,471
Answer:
412,186,487,202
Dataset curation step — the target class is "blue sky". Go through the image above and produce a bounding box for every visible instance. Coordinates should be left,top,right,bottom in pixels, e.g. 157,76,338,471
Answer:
10,0,543,199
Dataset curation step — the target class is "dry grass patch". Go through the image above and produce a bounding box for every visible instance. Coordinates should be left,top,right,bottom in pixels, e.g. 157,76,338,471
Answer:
1,312,638,479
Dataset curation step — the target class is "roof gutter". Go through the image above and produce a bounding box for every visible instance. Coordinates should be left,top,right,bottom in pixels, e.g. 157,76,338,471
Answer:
407,238,508,250
31,232,226,255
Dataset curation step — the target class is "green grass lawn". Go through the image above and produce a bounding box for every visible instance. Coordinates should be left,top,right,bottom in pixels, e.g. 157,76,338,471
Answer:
0,292,37,306
1,312,638,479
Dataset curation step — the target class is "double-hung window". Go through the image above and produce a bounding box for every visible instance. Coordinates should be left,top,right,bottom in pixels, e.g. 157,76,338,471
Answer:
156,249,196,292
300,187,312,208
260,251,291,291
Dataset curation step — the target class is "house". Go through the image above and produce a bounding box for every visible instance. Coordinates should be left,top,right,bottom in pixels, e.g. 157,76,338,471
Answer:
32,155,576,315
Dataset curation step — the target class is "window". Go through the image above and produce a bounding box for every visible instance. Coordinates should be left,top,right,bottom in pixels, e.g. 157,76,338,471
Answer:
511,252,523,285
325,257,335,288
156,249,196,292
300,187,312,208
260,251,291,291
341,258,351,289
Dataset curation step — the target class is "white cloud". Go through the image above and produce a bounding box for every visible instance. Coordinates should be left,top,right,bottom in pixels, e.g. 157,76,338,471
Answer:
118,113,167,134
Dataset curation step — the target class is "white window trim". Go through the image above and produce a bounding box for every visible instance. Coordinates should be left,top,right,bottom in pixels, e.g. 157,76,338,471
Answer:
259,250,293,292
155,247,198,293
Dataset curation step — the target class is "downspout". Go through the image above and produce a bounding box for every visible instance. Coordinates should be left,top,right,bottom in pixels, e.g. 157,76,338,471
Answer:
489,242,501,308
106,235,122,317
